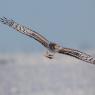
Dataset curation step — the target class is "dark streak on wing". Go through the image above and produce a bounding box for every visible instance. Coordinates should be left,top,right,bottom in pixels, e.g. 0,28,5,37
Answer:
0,17,50,48
58,47,95,64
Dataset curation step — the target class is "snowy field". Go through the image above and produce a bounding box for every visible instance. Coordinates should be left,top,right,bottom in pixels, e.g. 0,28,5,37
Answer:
0,50,95,95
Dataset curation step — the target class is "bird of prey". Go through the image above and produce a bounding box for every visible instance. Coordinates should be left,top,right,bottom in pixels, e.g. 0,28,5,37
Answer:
0,17,95,64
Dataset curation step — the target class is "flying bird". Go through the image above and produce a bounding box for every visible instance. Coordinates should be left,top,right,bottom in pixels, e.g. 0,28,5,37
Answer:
0,17,95,64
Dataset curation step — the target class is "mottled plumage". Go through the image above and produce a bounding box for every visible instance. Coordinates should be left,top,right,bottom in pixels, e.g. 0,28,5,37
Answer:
0,17,95,64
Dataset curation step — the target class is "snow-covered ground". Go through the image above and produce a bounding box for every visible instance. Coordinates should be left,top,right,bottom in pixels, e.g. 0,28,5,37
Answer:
0,50,95,95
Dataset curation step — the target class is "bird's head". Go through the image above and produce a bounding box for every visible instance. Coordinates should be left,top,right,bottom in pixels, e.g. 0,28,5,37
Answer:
49,42,61,52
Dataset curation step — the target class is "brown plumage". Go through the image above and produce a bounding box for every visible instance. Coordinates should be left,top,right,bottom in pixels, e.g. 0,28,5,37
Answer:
0,17,95,65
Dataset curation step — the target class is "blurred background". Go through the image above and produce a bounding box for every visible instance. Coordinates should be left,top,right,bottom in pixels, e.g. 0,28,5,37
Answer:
0,0,95,53
0,0,95,95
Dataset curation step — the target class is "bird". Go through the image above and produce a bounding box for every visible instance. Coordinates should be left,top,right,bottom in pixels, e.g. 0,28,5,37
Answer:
0,17,95,64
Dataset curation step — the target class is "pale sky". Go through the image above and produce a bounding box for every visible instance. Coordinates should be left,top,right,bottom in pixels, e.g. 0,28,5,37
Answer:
0,0,95,53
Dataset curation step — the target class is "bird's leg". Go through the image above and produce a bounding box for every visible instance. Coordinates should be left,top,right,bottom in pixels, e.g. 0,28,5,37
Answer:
45,50,55,59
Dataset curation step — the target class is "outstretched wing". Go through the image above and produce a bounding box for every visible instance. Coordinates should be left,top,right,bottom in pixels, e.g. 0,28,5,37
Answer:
58,47,95,64
0,17,50,48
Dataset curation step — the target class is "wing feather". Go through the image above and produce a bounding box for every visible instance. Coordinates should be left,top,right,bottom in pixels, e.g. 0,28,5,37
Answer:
58,47,95,64
0,17,50,48
1,17,95,65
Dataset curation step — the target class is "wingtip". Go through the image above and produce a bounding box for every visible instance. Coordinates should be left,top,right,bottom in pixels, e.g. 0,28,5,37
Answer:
0,17,4,22
92,60,95,65
0,17,8,24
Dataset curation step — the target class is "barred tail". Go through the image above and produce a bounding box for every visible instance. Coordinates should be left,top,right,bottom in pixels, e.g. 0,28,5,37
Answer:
58,48,95,64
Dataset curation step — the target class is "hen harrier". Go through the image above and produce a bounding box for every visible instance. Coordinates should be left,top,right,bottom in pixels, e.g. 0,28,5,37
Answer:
0,17,95,64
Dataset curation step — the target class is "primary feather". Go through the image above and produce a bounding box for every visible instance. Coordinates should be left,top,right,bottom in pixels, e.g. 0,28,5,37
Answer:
58,47,95,64
0,17,50,48
0,17,95,65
